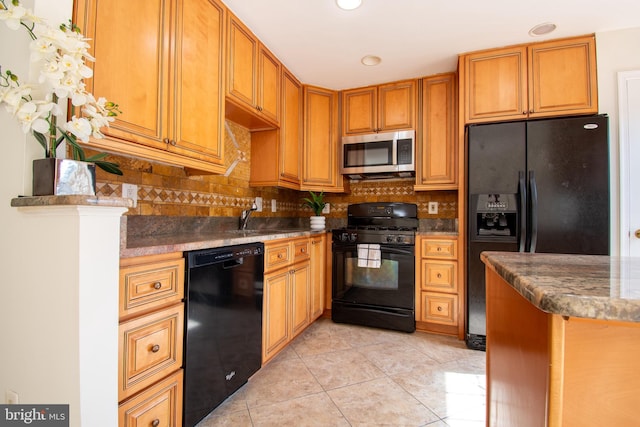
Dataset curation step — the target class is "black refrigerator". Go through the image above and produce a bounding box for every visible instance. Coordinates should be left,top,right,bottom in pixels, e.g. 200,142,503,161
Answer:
465,115,610,350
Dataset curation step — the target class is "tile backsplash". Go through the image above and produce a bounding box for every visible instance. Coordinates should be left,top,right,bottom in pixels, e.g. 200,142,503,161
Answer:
94,120,457,231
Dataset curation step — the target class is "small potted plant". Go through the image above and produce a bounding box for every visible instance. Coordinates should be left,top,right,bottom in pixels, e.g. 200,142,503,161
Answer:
0,0,122,197
302,191,326,230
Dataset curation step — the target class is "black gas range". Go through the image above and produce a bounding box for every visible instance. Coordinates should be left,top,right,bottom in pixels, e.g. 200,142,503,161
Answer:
331,202,418,333
332,202,418,245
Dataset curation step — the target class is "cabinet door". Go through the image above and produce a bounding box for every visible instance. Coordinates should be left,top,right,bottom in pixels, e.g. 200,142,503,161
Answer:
378,80,416,132
290,261,310,338
302,86,342,191
168,0,225,166
528,36,598,118
342,87,377,135
77,0,170,150
258,45,281,124
263,269,290,363
416,73,457,189
309,235,326,321
227,14,257,108
280,69,302,184
464,46,528,123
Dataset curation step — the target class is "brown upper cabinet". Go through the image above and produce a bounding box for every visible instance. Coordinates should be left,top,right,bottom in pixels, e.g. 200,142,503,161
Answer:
342,80,417,135
415,73,457,190
250,67,302,189
302,86,344,192
462,35,598,124
226,13,281,130
74,0,227,174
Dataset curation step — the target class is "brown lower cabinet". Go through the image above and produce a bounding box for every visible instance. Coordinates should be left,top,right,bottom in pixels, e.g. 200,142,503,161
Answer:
118,252,185,426
262,235,326,364
415,236,462,338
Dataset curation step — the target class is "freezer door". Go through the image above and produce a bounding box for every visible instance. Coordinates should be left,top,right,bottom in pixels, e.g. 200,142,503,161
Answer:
526,115,610,255
467,121,526,194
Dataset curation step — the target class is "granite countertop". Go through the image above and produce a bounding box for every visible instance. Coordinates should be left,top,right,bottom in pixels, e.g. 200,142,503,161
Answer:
121,229,327,258
481,252,640,323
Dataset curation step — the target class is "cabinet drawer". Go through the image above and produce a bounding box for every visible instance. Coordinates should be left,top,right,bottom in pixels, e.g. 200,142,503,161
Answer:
265,242,292,272
119,369,183,427
421,238,457,259
421,260,457,293
420,292,458,326
120,255,184,319
119,304,184,401
293,238,310,262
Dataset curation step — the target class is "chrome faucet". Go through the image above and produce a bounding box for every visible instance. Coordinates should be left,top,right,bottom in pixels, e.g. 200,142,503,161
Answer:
240,202,258,230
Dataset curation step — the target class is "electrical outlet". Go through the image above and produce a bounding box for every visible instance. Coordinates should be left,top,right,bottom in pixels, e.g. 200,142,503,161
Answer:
428,201,438,214
271,199,277,212
122,183,138,208
255,197,263,212
6,390,19,404
322,203,330,214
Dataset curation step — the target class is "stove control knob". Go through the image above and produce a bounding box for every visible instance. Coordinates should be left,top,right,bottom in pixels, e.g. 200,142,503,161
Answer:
386,235,395,243
396,235,405,243
349,233,357,242
340,232,349,242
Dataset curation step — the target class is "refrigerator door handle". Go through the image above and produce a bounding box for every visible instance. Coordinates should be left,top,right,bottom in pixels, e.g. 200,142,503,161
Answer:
529,170,538,253
518,171,527,252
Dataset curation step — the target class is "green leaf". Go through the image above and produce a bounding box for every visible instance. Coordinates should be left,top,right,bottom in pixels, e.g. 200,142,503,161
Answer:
32,131,47,153
95,160,123,175
83,152,109,162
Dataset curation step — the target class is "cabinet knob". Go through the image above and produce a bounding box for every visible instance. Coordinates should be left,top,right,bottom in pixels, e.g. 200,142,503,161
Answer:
301,248,306,253
153,282,162,290
522,111,527,115
635,230,640,239
169,139,177,146
437,273,442,279
163,137,170,144
151,344,160,353
152,419,160,427
437,306,443,312
436,247,442,252
277,253,284,259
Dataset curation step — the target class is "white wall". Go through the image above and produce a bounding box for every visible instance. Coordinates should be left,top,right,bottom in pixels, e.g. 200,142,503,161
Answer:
0,1,124,426
596,27,640,256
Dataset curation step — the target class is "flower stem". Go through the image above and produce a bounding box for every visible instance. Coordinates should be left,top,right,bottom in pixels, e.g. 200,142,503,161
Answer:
48,94,58,158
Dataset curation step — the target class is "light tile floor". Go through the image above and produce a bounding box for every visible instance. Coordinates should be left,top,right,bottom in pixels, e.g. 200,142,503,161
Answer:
196,318,486,427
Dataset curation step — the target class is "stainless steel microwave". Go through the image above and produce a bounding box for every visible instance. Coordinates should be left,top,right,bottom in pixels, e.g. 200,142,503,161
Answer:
340,130,415,178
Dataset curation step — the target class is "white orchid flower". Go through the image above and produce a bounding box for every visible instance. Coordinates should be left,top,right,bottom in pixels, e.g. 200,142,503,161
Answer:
0,84,32,116
16,101,48,134
65,116,92,142
0,5,27,30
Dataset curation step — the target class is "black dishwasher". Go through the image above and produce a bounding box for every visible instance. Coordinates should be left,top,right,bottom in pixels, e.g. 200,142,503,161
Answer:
184,243,264,427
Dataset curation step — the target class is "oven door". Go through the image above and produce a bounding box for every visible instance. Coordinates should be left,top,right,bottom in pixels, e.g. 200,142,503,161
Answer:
332,243,415,309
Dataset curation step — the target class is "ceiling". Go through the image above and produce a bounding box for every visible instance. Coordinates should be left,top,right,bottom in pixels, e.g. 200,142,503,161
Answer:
222,0,640,90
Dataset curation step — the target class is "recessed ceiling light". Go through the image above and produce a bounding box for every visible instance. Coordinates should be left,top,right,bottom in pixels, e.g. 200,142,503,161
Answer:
336,0,362,11
529,22,557,37
361,55,381,66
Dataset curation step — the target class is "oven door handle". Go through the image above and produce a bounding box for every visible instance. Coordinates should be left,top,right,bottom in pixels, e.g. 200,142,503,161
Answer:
332,244,414,256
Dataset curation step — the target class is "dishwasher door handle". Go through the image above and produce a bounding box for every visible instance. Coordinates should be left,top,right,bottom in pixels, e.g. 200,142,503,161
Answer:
223,258,245,269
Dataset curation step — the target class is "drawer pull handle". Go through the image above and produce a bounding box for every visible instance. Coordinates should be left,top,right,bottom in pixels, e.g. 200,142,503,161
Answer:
152,419,160,427
437,306,443,312
153,282,162,290
151,344,160,353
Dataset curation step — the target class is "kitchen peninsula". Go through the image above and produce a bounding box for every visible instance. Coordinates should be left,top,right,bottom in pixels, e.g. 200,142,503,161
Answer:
481,252,640,427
